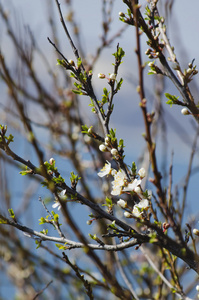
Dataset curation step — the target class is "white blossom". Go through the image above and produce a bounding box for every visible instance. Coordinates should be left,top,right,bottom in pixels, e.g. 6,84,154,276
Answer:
181,108,190,115
105,137,110,146
97,161,112,177
52,202,61,211
133,199,150,217
52,189,67,210
196,285,199,291
111,169,117,176
69,59,75,66
111,169,126,196
124,211,132,218
99,144,107,152
138,167,146,178
123,178,142,192
147,190,152,199
148,62,154,67
49,157,55,164
111,148,118,156
117,199,127,208
119,12,125,17
132,199,149,217
134,186,141,194
98,73,105,79
193,228,199,236
59,189,66,198
109,73,116,80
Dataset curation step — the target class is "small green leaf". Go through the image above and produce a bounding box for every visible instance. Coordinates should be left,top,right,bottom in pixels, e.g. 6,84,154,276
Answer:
55,243,68,250
8,208,15,219
81,124,89,134
108,220,117,230
77,57,82,68
53,213,59,223
165,93,179,107
20,170,30,176
166,100,173,107
72,89,83,95
0,217,7,224
39,217,46,225
116,78,123,91
57,59,67,68
131,162,137,176
52,175,65,184
113,47,125,61
105,197,112,206
35,240,41,249
6,134,14,144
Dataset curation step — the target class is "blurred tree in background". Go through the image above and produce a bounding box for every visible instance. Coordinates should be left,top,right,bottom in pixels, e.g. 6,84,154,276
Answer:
0,0,199,299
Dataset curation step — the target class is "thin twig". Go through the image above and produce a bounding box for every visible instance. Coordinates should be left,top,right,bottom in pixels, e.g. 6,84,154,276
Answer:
32,280,53,300
39,196,66,238
114,249,139,300
54,0,82,67
62,252,94,300
180,127,199,224
140,247,193,300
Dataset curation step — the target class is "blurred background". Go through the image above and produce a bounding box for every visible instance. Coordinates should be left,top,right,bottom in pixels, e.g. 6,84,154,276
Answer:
1,0,199,299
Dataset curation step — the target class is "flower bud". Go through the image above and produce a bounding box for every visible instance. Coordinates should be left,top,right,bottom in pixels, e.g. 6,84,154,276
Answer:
147,190,152,199
148,62,154,67
186,68,192,76
134,186,141,194
163,222,170,231
181,108,190,115
105,136,110,146
98,73,106,79
109,73,116,80
99,144,107,152
119,12,125,17
124,211,132,218
88,126,93,134
145,48,151,55
69,59,75,66
49,158,55,165
117,199,127,208
138,167,146,178
193,228,199,236
111,148,118,156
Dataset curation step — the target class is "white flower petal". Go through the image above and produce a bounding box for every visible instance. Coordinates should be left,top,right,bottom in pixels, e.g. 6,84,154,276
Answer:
123,179,142,192
138,167,146,178
117,199,127,208
97,161,112,177
60,189,66,197
137,199,149,209
52,202,61,210
124,211,132,218
99,144,107,152
111,169,126,195
132,199,149,217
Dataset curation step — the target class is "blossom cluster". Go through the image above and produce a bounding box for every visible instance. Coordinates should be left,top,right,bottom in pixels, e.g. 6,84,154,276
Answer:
98,161,151,218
